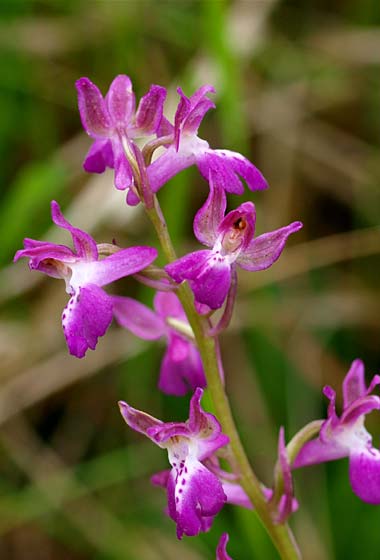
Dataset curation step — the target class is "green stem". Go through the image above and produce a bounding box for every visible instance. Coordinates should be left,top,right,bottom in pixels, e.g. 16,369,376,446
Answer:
145,197,301,560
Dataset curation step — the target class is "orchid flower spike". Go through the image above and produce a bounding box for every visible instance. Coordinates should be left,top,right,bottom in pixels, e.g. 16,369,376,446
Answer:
294,359,380,504
119,388,229,538
148,85,268,195
14,201,157,357
112,291,206,395
76,75,166,202
165,173,302,309
217,533,234,560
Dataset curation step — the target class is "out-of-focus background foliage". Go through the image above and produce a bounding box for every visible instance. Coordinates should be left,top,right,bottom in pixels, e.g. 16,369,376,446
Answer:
1,0,379,558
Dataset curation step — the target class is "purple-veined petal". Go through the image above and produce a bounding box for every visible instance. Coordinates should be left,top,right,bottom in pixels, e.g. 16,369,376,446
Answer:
349,448,380,504
51,201,98,260
216,533,233,560
193,171,226,247
167,460,226,539
111,137,134,190
106,75,135,127
133,85,167,135
70,246,157,289
118,400,163,437
148,145,197,193
61,284,113,358
154,291,185,321
112,296,165,340
237,221,303,271
343,359,368,407
159,340,206,396
76,77,112,137
165,250,232,309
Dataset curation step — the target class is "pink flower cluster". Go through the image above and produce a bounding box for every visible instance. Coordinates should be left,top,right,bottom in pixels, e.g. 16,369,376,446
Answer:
14,74,380,557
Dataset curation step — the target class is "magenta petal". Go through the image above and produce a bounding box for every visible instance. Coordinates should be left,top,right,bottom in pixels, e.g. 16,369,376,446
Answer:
183,97,215,136
76,77,112,137
118,401,163,437
106,74,135,126
148,145,197,193
193,171,226,247
111,138,133,190
83,138,114,173
216,533,233,560
151,469,171,488
349,449,380,504
126,188,141,206
188,388,229,459
165,250,231,309
197,149,268,195
174,88,192,150
293,436,349,468
197,151,244,195
159,339,206,396
167,461,226,539
154,291,185,320
112,296,165,340
50,201,98,260
80,246,157,287
237,221,303,271
341,395,380,426
189,84,216,107
214,149,268,192
222,482,252,509
14,242,76,270
62,284,113,358
134,84,167,135
343,359,367,407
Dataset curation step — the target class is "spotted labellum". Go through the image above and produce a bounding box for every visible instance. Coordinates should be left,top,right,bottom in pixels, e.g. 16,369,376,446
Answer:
119,388,229,538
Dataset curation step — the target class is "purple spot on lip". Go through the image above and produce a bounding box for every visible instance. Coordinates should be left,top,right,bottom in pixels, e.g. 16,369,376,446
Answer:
179,489,183,493
181,479,186,485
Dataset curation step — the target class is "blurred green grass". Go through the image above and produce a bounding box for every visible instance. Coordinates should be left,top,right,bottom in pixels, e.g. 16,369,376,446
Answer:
0,1,380,559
